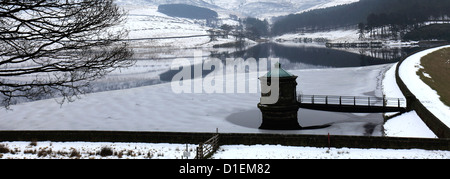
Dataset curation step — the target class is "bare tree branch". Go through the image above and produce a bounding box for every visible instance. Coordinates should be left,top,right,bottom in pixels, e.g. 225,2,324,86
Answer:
0,0,134,108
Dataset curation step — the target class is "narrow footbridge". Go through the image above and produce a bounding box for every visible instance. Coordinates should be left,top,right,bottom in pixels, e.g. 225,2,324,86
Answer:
298,95,407,113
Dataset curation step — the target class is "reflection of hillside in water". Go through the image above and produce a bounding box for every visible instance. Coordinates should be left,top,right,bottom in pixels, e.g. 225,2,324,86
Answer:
213,43,420,69
271,44,384,68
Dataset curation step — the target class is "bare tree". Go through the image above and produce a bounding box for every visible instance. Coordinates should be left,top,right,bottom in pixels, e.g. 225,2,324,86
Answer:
0,0,134,108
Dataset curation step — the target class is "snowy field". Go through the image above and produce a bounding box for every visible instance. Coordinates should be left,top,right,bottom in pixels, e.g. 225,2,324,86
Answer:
118,4,233,49
1,141,448,159
214,144,450,159
0,141,196,159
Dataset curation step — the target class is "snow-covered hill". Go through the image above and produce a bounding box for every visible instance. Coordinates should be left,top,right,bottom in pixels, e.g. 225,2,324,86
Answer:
115,0,360,19
296,0,360,13
114,2,244,50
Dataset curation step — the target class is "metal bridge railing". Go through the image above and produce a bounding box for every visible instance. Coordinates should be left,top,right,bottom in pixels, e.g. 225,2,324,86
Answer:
298,95,406,108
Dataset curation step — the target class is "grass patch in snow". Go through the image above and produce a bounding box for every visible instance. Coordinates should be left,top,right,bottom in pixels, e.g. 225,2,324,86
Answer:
417,47,450,106
0,144,10,153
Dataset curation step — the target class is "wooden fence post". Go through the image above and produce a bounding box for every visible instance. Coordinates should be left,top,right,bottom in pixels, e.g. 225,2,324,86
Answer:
196,143,203,159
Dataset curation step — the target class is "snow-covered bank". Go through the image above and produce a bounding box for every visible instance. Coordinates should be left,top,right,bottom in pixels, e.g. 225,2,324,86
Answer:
399,45,450,128
381,63,437,138
272,29,419,49
384,111,437,138
213,144,450,159
273,29,360,44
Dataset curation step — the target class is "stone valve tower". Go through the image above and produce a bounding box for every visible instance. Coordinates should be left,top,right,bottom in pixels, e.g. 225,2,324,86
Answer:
258,63,301,130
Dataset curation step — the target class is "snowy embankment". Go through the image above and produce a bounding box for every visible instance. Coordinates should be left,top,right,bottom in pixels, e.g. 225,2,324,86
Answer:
382,63,437,138
398,45,450,128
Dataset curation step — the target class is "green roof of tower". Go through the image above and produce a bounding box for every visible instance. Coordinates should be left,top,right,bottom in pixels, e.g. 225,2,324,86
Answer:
264,62,295,78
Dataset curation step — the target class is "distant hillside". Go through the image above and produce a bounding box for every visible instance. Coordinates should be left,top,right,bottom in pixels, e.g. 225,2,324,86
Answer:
158,4,218,20
272,0,450,36
404,24,450,42
117,0,360,19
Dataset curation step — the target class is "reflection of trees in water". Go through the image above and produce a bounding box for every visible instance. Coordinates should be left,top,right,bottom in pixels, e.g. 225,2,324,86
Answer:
358,48,418,61
211,43,420,68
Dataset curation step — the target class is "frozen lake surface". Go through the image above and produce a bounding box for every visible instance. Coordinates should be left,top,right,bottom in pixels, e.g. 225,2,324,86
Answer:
0,63,393,136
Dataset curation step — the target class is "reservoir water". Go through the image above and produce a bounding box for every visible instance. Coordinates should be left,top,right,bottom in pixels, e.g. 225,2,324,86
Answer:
98,43,422,136
212,43,420,135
